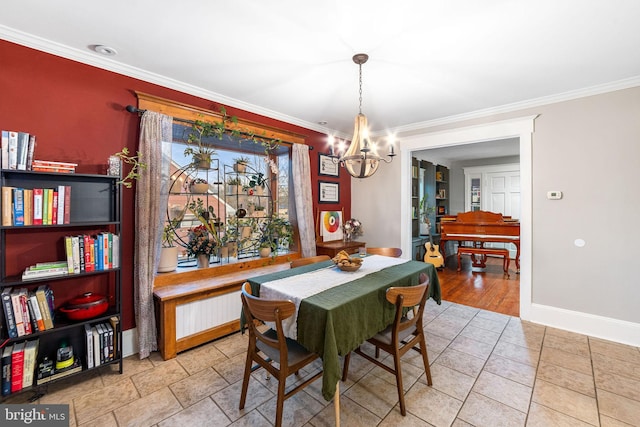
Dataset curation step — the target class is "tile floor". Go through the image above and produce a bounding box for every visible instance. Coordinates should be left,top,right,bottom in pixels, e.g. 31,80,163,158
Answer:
6,300,640,426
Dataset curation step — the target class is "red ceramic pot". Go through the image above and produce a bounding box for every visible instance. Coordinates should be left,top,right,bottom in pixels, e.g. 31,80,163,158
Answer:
60,292,108,321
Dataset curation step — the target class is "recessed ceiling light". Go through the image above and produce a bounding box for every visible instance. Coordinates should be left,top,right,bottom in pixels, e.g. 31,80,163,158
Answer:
90,45,118,56
318,121,328,126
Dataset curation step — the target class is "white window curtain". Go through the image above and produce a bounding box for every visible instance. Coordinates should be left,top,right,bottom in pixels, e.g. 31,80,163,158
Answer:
134,111,172,359
292,144,316,257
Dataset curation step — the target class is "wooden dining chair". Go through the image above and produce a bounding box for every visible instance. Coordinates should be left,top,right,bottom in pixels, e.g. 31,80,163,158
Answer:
289,254,331,268
366,247,403,257
341,273,432,416
239,282,323,427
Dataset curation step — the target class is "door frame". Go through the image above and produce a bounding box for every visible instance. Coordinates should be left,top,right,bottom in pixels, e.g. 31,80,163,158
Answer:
400,115,537,320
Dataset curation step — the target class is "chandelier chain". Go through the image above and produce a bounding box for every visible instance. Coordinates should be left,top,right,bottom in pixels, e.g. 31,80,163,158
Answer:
358,62,363,114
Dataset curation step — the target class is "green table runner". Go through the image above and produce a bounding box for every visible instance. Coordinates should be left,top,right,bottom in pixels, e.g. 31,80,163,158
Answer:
249,259,440,401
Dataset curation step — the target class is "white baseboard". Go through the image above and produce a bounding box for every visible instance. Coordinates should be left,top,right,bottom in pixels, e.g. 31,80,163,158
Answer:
529,303,640,347
122,327,138,358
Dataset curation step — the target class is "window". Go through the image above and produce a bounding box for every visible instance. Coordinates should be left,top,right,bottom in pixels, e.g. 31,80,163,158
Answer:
136,92,304,268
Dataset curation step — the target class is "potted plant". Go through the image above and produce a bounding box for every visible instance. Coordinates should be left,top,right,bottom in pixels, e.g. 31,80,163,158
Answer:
189,177,209,194
184,119,221,169
158,219,180,273
243,171,268,196
253,204,266,217
226,177,244,195
233,156,250,173
419,194,435,235
258,215,293,257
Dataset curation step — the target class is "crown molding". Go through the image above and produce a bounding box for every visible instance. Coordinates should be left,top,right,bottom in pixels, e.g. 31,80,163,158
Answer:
3,25,639,140
391,75,640,136
0,25,330,135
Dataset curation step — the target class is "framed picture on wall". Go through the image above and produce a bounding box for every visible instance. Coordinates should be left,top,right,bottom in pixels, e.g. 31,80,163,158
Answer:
318,154,340,177
318,181,339,203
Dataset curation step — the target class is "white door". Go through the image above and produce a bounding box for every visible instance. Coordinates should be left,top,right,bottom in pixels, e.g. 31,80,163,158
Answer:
484,170,520,257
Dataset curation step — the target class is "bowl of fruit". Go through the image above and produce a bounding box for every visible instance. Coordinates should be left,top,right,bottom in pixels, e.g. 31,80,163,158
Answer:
332,250,363,272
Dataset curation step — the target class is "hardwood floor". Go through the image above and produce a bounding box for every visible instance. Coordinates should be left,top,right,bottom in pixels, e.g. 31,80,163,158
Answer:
436,254,520,317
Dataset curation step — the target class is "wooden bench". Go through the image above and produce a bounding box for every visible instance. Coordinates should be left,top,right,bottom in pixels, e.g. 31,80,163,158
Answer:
153,255,296,360
456,246,510,275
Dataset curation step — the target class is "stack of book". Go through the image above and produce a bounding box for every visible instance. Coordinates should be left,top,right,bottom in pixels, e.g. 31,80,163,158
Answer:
21,261,69,280
1,338,39,395
31,160,77,173
1,285,55,339
1,185,71,226
0,130,36,171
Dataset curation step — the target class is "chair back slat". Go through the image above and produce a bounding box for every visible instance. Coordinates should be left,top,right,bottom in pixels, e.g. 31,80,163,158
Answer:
387,273,429,334
290,255,331,268
241,282,295,322
367,247,402,257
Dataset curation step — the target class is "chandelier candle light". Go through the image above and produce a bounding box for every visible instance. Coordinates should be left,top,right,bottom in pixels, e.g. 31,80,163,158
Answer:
330,53,396,179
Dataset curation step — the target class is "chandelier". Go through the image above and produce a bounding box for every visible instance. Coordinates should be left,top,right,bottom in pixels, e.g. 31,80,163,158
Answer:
330,53,396,179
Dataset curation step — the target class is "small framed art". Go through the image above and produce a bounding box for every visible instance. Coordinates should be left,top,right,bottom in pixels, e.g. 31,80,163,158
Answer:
319,181,339,203
318,154,339,177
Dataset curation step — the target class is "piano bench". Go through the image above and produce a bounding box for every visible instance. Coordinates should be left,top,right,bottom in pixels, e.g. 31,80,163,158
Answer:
456,246,510,274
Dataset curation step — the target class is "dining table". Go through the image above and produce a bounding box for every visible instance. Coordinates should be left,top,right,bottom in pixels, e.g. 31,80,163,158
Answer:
247,255,441,424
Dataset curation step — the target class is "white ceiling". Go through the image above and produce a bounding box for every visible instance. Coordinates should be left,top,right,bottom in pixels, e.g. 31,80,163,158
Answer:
2,0,640,144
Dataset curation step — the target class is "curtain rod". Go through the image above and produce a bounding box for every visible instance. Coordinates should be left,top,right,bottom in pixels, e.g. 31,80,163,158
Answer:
125,105,311,149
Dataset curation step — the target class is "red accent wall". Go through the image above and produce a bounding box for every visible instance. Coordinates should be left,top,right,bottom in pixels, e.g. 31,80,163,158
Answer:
0,40,351,331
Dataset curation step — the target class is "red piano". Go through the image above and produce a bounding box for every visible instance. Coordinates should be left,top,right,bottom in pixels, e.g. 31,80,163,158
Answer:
440,210,520,273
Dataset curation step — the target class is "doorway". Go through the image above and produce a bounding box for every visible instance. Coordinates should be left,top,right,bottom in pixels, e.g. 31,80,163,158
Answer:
400,115,536,320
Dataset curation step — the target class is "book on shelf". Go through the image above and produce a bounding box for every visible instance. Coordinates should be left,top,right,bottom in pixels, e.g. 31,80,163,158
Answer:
71,235,80,274
63,185,71,224
28,293,45,331
56,185,65,225
7,131,18,170
25,296,39,333
104,322,114,362
36,358,82,385
32,188,43,225
26,134,36,170
16,132,30,171
42,188,49,225
84,324,94,369
46,188,54,225
1,344,12,396
17,289,32,336
10,289,26,337
83,235,94,272
22,339,38,389
109,316,119,358
112,234,120,269
23,188,33,226
51,190,58,225
1,186,13,226
1,288,18,338
10,341,25,393
1,130,8,169
96,323,106,365
35,285,54,330
78,235,85,272
12,188,24,226
91,326,100,368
